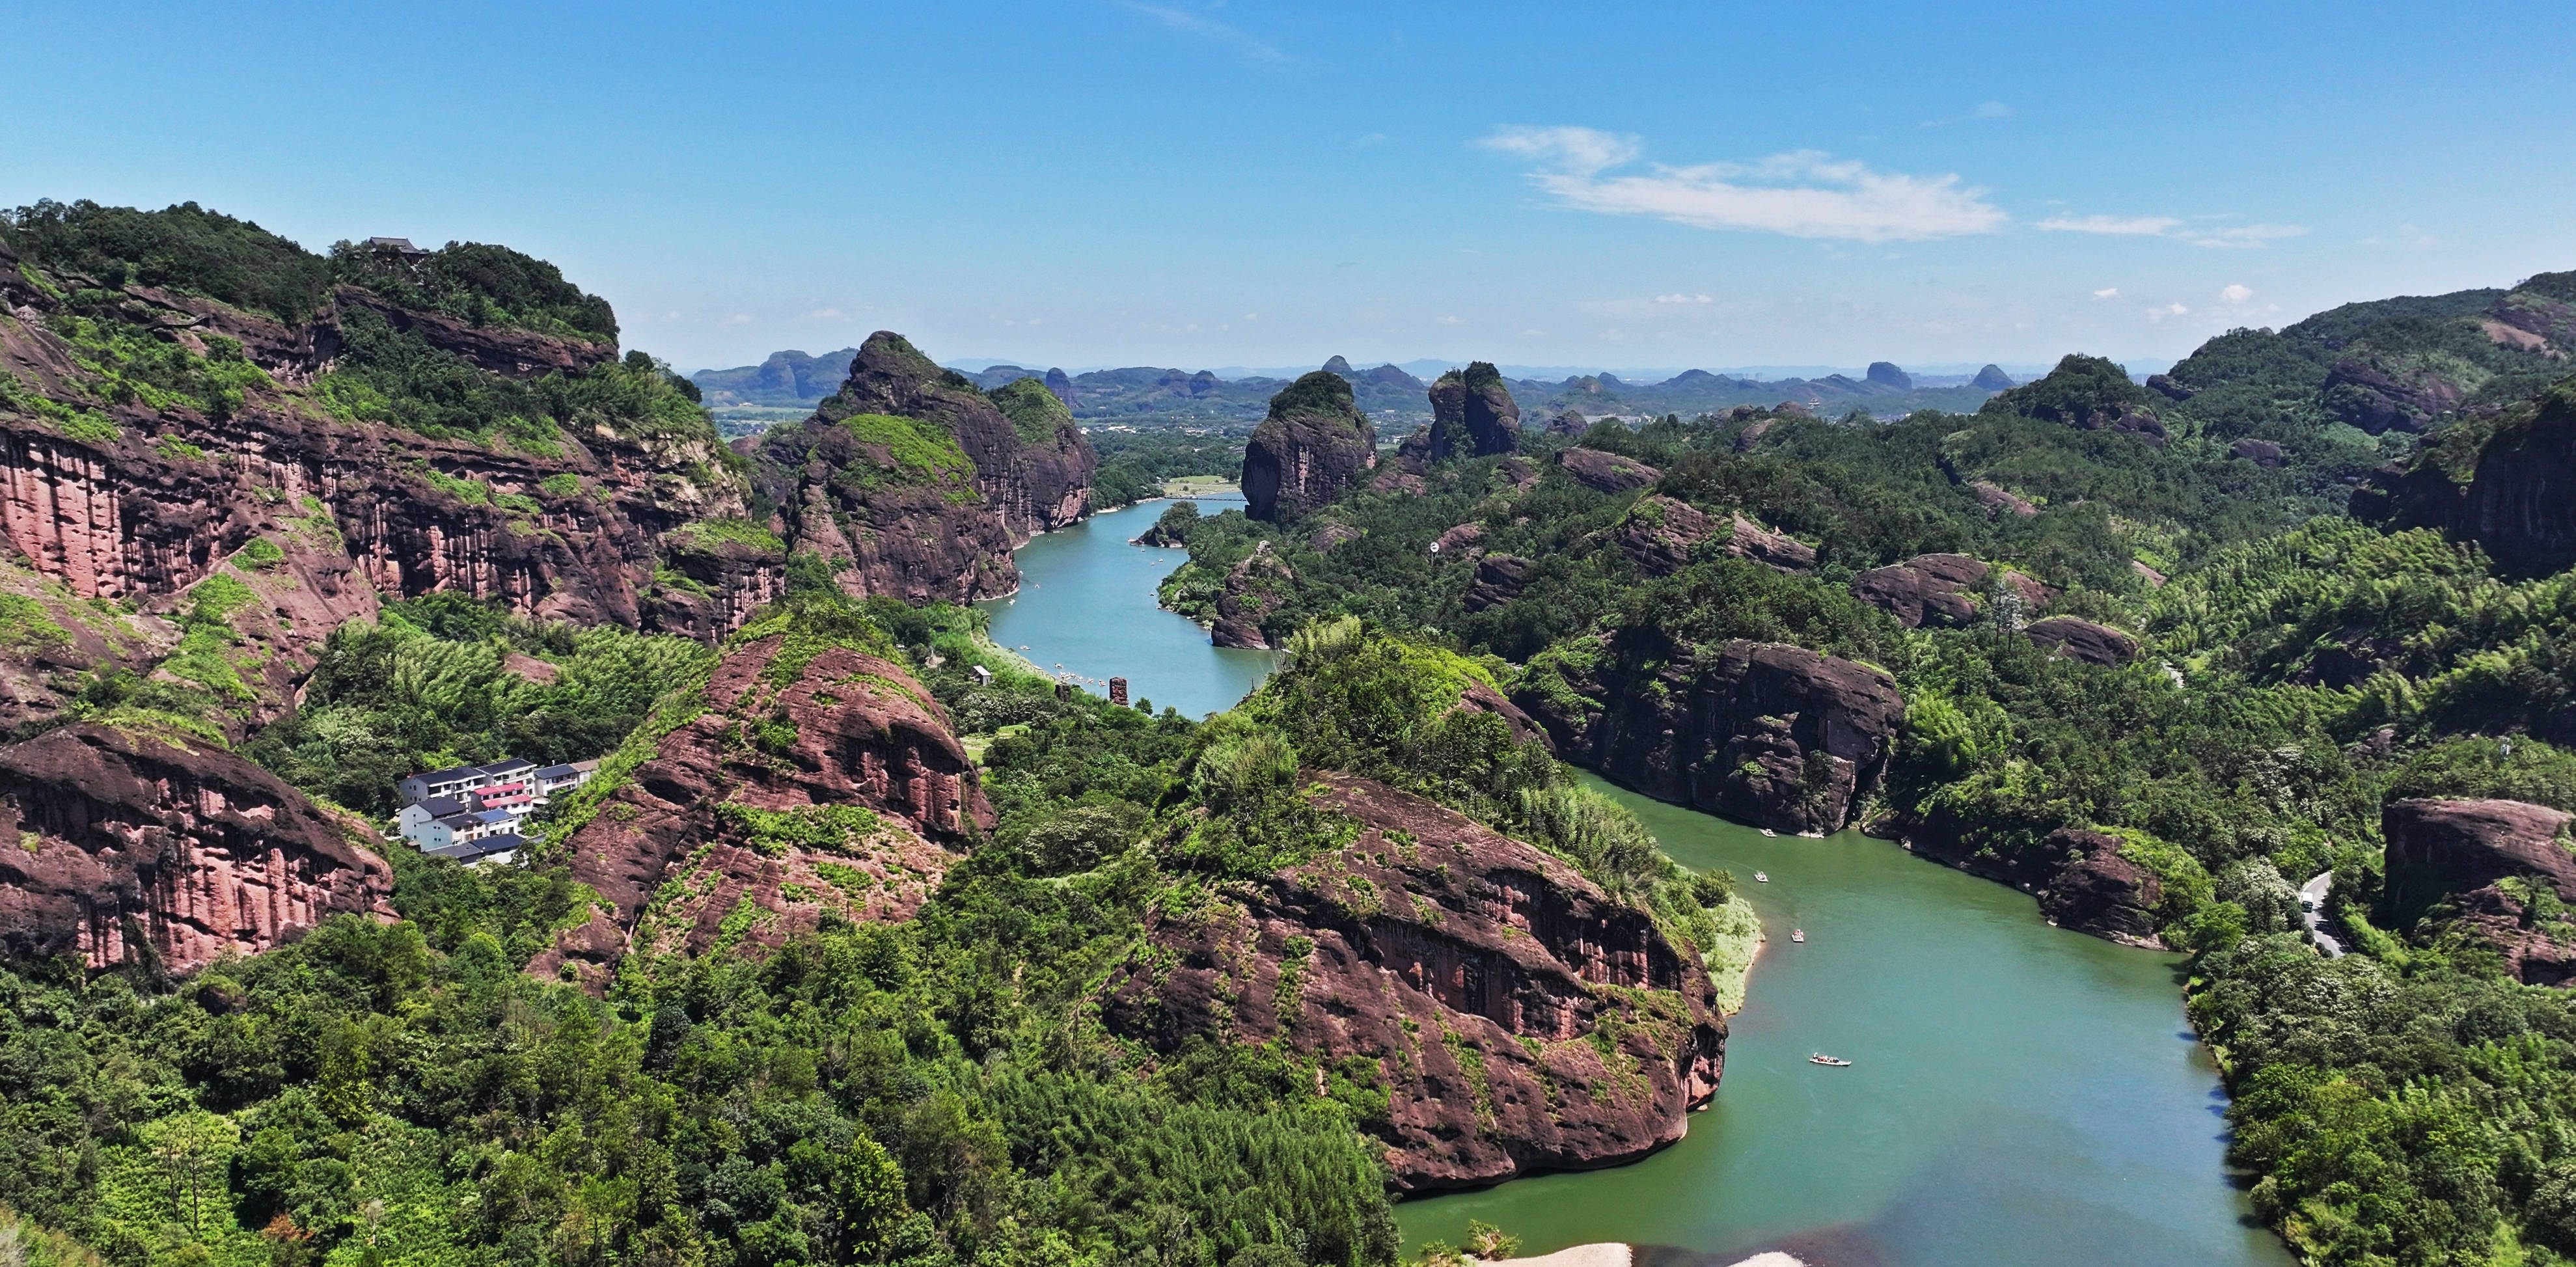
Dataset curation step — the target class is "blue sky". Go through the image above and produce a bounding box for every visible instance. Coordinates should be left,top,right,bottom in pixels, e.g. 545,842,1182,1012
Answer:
9,1,2573,376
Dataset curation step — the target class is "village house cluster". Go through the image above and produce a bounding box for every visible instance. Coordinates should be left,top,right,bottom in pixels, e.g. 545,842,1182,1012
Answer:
392,757,598,865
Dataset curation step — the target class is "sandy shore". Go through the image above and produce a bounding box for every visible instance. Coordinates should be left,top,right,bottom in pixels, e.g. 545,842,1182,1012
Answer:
1495,1247,1630,1267
1494,1249,1806,1267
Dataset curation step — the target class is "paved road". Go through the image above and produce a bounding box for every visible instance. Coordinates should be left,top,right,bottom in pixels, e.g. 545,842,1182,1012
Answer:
2301,871,2344,959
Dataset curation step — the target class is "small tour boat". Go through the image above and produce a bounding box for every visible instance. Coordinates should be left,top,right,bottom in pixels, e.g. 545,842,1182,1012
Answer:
1754,871,1769,883
1790,928,1806,943
1809,1054,1852,1067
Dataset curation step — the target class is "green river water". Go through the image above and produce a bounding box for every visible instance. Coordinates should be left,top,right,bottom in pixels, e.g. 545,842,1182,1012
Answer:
986,498,2294,1267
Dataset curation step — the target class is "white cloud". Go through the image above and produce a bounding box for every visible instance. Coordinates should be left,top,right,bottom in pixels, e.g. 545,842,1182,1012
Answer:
2040,213,2307,249
2185,223,2307,249
2039,215,2182,236
2219,284,2253,305
806,308,847,321
1479,127,2004,242
722,314,752,326
1654,293,1714,304
1973,101,2012,119
2092,287,2120,299
1116,2,1286,62
1351,133,1390,148
2146,302,2190,323
1435,315,1464,325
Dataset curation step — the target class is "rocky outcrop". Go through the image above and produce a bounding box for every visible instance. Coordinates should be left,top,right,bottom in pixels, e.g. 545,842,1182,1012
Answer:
1463,554,1536,612
2025,616,2139,666
1211,542,1296,649
1984,354,2167,445
1431,523,1484,558
1517,638,1902,836
2031,830,2164,947
1242,373,1377,523
0,239,769,744
1308,522,1362,554
2381,798,2576,980
1554,448,1660,495
1904,820,2165,947
1546,409,1587,438
1615,497,1813,577
2355,378,2576,576
1865,362,1911,390
1849,554,2045,629
539,621,988,987
2320,356,2466,433
747,331,1099,604
1101,773,1723,1191
1969,480,2039,517
2382,798,2576,919
2230,437,2286,467
0,722,394,974
1426,362,1522,459
1971,364,2015,391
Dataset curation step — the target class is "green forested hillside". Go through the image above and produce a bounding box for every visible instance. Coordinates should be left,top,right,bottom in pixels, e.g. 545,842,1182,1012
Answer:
1144,305,2576,1263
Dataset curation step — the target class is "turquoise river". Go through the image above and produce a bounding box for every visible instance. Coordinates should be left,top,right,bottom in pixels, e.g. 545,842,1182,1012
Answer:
983,497,2294,1267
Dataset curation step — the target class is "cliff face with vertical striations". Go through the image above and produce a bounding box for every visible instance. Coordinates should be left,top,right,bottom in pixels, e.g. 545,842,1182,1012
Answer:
2356,377,2576,577
745,333,1097,603
1425,361,1523,459
1242,372,1377,523
1515,636,1904,836
1101,772,1723,1191
532,607,991,987
0,722,393,973
0,230,774,745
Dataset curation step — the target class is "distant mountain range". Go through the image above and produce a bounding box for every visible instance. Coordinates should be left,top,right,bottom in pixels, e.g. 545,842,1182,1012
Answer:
694,347,2018,429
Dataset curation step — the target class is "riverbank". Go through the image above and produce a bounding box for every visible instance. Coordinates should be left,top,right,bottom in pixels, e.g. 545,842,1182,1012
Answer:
1701,893,1764,1015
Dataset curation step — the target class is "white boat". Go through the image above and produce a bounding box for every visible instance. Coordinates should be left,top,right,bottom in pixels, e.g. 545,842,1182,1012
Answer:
1810,1054,1851,1067
1754,871,1769,883
1761,828,1777,838
1790,928,1806,943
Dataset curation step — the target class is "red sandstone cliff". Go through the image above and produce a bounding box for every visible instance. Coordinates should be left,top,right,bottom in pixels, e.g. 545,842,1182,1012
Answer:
0,722,394,974
1103,772,1725,1191
532,619,991,987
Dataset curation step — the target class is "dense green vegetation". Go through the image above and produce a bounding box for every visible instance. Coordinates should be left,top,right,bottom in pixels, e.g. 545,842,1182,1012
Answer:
1,200,336,323
1086,431,1248,508
243,593,717,817
10,588,1772,1266
1142,336,2576,1262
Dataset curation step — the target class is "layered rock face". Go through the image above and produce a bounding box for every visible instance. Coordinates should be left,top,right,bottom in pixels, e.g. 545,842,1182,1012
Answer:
2025,616,2139,666
1463,554,1537,612
1903,821,2165,947
2378,798,2576,983
1242,372,1377,523
747,333,1081,603
0,236,768,687
2321,357,2467,433
1425,362,1523,459
1517,637,1903,835
1554,448,1661,494
1849,554,2046,629
0,723,394,973
2382,798,2576,919
1102,773,1723,1191
538,625,989,986
2357,379,2576,576
1210,541,1296,649
1614,496,1814,577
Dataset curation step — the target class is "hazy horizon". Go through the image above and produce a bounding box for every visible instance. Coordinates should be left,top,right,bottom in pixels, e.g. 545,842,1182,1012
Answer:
9,1,2571,377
